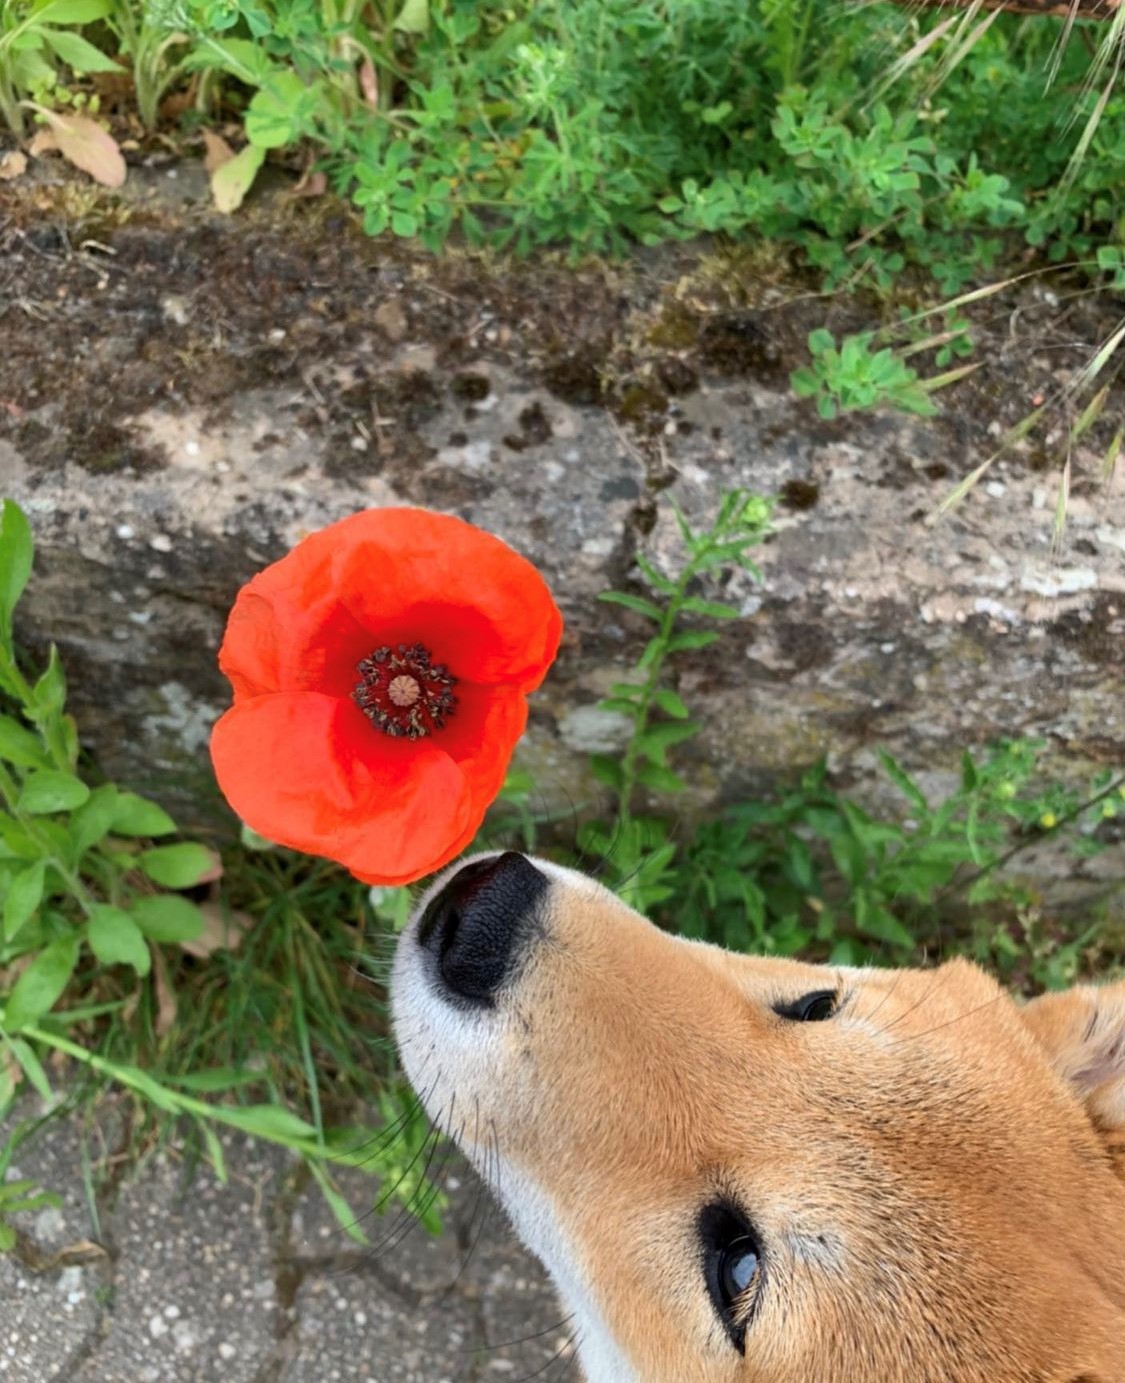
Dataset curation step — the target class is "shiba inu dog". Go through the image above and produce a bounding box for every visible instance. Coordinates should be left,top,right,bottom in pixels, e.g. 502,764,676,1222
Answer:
392,852,1125,1382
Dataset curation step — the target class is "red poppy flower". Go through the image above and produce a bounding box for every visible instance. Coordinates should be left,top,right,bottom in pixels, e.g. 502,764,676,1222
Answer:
210,508,562,885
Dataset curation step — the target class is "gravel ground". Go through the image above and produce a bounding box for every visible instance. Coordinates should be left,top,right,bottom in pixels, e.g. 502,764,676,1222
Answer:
1,1109,571,1383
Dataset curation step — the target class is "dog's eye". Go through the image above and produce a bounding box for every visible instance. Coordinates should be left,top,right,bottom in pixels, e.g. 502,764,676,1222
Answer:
719,1236,760,1302
700,1204,763,1353
774,988,838,1023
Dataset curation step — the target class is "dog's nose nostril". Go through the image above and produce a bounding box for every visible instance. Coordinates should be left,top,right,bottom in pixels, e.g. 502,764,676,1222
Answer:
417,852,548,1007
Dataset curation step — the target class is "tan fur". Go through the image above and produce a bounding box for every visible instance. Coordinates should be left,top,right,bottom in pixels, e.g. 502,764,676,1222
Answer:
393,862,1125,1383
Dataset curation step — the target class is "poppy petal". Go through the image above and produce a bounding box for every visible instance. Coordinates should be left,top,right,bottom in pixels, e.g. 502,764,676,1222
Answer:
218,537,375,702
210,693,478,883
331,509,563,691
436,680,529,804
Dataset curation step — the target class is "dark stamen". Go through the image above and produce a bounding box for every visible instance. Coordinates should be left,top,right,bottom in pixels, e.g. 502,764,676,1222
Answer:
353,643,457,740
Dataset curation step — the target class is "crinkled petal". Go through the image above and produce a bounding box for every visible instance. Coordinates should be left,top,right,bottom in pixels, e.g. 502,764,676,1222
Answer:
219,509,562,702
210,693,479,883
437,680,528,805
332,508,562,691
218,535,375,701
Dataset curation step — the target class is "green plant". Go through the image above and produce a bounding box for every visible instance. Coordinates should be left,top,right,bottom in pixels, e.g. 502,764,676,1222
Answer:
576,491,771,910
567,488,1121,991
105,0,193,128
0,0,120,135
790,328,941,419
0,499,438,1251
668,747,1121,978
2,0,1122,293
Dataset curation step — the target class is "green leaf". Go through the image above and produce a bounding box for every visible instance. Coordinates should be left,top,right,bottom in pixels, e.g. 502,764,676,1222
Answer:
665,630,719,654
0,501,33,638
856,905,914,949
199,1120,228,1184
308,1161,369,1245
111,792,176,837
3,860,46,942
130,894,205,944
680,597,741,620
138,844,218,889
877,750,928,814
68,784,119,855
244,72,308,148
653,689,690,720
598,591,664,622
635,762,687,793
636,721,699,766
394,0,430,33
3,934,80,1032
828,831,868,887
7,1036,52,1101
30,648,66,716
218,1104,319,1142
17,770,89,815
599,697,642,716
88,905,151,976
634,555,677,595
808,328,835,354
637,637,666,670
33,0,111,22
39,27,121,72
589,754,624,790
0,814,39,861
187,36,272,85
0,714,48,769
112,1062,180,1112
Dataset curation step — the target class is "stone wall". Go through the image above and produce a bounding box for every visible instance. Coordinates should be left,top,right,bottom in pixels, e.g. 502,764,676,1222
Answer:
2,197,1122,909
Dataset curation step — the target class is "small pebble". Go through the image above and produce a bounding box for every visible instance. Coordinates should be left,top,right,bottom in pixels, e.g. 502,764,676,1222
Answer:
150,534,173,553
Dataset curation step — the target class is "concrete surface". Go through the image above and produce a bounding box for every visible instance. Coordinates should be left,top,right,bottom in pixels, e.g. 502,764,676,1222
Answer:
1,1112,570,1382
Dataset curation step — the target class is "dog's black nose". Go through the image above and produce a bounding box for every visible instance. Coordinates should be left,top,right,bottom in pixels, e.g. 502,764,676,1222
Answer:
416,853,548,1007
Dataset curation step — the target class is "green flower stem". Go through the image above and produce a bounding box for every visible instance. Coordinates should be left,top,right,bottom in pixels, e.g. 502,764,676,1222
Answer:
613,573,698,839
23,1024,386,1171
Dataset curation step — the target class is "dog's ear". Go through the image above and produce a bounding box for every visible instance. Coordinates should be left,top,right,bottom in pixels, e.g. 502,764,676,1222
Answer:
1022,981,1125,1178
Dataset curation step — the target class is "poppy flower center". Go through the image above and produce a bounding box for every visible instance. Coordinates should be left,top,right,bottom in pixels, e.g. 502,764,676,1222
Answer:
353,644,457,740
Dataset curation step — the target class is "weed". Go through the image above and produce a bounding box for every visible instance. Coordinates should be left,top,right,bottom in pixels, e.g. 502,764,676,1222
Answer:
0,500,435,1248
790,327,939,419
569,490,1122,983
0,0,121,136
2,0,1120,292
577,491,771,912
